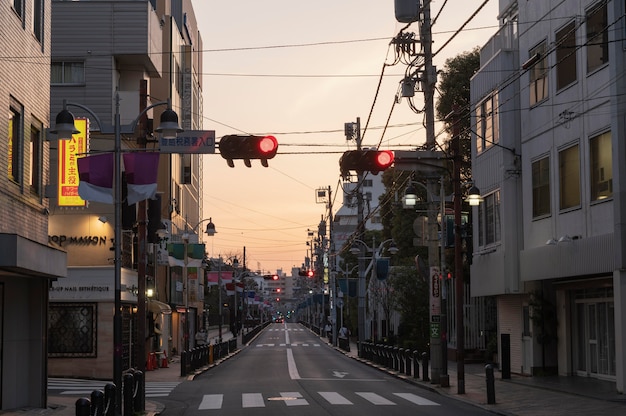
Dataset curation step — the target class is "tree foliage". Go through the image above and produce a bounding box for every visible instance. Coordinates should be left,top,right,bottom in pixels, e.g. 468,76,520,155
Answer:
436,48,480,181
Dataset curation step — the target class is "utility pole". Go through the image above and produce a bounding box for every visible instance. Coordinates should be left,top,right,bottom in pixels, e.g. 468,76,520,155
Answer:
421,1,443,385
354,118,367,357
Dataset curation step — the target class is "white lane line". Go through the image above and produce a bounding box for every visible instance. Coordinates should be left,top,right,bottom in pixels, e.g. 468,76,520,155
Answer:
287,348,301,379
281,392,308,406
356,392,396,405
319,391,353,405
199,394,223,410
393,392,440,406
242,393,265,408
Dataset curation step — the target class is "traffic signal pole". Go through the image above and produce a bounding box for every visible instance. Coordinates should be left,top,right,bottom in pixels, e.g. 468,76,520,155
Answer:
354,117,367,357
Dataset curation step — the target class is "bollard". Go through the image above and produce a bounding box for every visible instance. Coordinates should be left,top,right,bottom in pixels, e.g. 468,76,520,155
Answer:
421,352,429,382
123,373,134,416
398,348,405,373
133,370,145,412
91,390,105,416
75,398,91,416
413,350,419,379
180,350,187,377
103,383,116,416
485,364,496,404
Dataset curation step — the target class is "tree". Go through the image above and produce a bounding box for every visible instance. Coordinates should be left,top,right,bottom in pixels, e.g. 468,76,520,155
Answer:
435,48,480,181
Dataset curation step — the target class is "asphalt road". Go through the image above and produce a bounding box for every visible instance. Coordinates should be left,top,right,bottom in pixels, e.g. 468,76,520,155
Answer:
159,322,493,415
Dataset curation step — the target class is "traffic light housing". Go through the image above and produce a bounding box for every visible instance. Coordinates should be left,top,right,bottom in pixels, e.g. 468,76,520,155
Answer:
219,134,278,167
339,149,394,176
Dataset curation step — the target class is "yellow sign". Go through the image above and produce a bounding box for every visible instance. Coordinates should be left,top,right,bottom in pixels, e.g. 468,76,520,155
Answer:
58,118,88,206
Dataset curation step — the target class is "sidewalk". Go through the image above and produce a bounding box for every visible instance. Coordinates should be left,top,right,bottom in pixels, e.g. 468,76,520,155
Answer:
340,337,626,416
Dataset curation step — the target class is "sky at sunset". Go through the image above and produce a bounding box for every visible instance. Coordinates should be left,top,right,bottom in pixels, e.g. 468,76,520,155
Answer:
190,0,500,273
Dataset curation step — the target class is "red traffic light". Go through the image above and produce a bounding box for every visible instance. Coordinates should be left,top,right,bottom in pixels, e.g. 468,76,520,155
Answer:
219,135,278,167
307,269,314,278
339,149,394,175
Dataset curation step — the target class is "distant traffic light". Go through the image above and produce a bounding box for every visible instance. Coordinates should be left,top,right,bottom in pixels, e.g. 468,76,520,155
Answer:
307,269,314,278
272,274,279,281
219,135,278,167
339,149,394,176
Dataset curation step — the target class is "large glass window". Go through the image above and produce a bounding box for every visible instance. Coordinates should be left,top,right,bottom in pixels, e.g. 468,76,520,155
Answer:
556,21,577,90
559,144,581,210
590,130,612,201
587,1,609,73
532,156,550,218
475,93,499,153
51,62,85,85
8,105,22,183
33,0,43,42
529,41,548,105
478,190,501,247
30,123,42,196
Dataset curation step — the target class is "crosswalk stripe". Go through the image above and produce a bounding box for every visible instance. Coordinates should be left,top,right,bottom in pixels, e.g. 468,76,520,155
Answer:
319,391,353,405
199,394,223,410
281,392,308,406
356,392,396,405
393,392,440,406
242,393,265,408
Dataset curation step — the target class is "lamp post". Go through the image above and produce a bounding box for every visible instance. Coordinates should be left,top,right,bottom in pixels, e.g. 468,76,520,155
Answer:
350,238,398,356
51,93,182,415
183,218,217,350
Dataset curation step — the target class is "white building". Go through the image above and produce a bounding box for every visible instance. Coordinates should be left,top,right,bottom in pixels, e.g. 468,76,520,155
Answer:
470,0,626,392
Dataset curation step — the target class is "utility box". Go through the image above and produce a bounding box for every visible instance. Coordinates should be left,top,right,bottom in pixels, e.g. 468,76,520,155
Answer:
395,0,420,23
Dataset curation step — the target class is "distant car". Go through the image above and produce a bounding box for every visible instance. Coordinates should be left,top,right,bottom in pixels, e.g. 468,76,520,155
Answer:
274,317,284,323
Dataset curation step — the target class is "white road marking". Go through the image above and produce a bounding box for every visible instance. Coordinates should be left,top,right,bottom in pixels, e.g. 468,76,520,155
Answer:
393,392,440,406
199,394,223,410
319,391,353,405
242,393,265,408
356,392,396,405
282,391,308,406
287,348,301,379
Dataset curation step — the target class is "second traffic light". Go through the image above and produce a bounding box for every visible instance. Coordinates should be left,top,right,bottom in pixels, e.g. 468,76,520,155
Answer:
219,135,278,168
339,149,394,176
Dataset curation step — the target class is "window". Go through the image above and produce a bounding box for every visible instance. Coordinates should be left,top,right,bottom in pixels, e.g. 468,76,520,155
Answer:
48,303,97,357
30,123,42,195
51,62,85,85
33,0,43,42
590,131,612,201
477,190,501,247
556,21,577,90
529,41,548,105
532,156,550,218
475,93,499,153
8,104,23,183
587,1,609,73
13,0,23,19
559,145,580,209
559,144,581,210
363,179,373,187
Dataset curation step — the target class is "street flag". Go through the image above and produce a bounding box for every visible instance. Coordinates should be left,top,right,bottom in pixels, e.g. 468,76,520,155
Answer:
77,153,114,204
123,152,160,204
236,282,244,293
206,271,220,286
225,283,235,296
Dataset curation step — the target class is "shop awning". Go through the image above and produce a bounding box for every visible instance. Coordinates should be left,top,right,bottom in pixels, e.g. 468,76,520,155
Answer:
148,300,172,315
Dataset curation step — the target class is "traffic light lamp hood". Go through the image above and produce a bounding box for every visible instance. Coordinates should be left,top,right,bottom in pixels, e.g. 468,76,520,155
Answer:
219,135,278,167
339,149,394,176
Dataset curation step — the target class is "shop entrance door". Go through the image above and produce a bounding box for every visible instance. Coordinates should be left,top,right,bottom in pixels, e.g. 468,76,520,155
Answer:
575,294,615,379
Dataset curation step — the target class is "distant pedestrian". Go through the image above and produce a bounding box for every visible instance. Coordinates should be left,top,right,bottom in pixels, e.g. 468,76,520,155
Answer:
324,323,332,341
195,328,207,346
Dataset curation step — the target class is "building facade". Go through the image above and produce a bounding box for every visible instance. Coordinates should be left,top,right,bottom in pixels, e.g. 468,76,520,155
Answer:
0,1,67,410
48,0,204,378
471,0,626,392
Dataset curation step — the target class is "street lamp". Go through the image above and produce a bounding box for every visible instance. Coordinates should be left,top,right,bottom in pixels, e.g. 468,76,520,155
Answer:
349,238,398,356
182,218,217,349
51,94,182,413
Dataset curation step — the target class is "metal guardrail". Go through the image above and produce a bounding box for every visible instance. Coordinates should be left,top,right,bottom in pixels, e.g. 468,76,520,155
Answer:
359,342,427,381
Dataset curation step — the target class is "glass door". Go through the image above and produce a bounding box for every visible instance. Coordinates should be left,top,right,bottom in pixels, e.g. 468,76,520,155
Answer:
575,295,615,379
